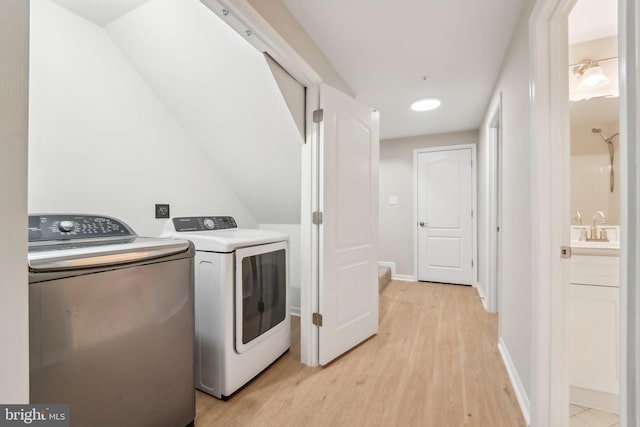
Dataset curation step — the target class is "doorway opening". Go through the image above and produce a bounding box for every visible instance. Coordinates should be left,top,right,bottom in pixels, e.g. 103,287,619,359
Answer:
567,0,621,422
529,0,633,424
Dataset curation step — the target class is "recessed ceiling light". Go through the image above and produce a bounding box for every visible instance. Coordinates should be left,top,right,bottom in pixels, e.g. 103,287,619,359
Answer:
411,98,441,112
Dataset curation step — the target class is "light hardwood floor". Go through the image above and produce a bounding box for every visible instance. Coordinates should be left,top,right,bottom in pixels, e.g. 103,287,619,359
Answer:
195,281,527,427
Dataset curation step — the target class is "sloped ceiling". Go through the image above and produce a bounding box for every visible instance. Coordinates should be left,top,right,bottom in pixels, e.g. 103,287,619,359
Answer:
39,0,302,225
102,0,302,224
48,0,153,26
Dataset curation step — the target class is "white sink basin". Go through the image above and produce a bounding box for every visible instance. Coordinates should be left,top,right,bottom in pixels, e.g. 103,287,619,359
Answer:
570,226,620,249
571,240,620,249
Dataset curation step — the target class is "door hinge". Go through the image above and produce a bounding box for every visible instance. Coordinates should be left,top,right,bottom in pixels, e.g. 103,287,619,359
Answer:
560,246,572,259
312,312,323,327
471,260,474,267
471,210,474,218
313,109,324,123
312,211,323,225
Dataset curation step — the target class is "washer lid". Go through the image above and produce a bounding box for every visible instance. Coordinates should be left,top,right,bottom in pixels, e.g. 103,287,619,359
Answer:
162,228,288,252
28,237,191,271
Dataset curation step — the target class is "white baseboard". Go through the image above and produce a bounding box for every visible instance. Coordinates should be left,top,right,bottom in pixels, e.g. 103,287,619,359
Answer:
290,307,300,317
378,261,396,276
379,261,417,282
498,337,531,426
570,386,619,414
476,283,489,311
394,274,417,282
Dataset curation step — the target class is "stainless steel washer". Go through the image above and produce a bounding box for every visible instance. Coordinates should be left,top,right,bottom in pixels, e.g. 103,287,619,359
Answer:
28,214,196,427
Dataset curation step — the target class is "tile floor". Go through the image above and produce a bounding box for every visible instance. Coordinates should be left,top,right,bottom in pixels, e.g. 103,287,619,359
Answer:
570,404,619,427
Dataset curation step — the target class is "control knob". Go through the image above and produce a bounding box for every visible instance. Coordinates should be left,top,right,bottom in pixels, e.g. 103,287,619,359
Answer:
203,218,215,230
59,220,74,232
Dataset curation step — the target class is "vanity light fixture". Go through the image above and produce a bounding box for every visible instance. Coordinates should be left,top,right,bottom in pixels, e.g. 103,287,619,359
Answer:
574,60,610,91
411,98,441,112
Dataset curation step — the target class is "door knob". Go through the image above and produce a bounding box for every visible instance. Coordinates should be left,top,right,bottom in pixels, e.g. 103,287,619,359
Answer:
419,222,428,227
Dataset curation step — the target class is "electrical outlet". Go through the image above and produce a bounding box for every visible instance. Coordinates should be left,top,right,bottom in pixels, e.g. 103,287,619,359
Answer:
155,204,170,219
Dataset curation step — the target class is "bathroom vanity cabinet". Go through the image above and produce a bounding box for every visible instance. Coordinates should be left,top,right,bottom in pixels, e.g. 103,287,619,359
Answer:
569,251,619,413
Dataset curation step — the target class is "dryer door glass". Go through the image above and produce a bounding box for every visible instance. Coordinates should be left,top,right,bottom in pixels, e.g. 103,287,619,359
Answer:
240,249,286,344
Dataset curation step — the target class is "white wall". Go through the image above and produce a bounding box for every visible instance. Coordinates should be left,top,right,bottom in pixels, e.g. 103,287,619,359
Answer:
29,0,259,236
379,130,478,277
571,152,620,225
0,0,30,404
260,224,301,314
105,0,303,225
570,96,619,158
478,0,536,416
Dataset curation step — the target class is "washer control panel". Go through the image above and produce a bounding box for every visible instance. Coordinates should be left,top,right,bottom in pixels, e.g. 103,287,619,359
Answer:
172,216,237,232
28,215,134,242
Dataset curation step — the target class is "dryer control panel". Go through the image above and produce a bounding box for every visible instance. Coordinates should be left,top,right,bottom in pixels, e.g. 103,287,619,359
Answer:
172,216,237,232
28,215,134,242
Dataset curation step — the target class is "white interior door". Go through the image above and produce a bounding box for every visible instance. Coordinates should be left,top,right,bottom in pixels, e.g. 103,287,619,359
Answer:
318,84,379,365
416,147,474,285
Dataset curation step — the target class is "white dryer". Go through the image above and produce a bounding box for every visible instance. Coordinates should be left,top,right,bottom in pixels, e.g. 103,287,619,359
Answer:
162,216,290,399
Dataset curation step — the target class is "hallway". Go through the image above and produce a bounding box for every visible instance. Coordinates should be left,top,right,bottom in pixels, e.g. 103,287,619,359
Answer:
195,281,526,426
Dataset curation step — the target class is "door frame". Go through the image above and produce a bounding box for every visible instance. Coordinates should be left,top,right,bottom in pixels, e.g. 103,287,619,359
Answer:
412,144,478,285
485,94,503,314
200,0,323,366
619,1,640,423
529,0,579,423
529,0,638,425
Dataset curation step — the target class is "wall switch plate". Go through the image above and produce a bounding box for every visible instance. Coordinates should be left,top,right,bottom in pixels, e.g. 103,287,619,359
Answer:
389,196,399,205
155,204,170,219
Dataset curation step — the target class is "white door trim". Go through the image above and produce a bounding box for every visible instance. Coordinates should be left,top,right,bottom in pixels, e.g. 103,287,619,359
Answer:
529,0,575,424
413,144,477,285
619,0,640,424
485,93,503,314
199,0,323,366
306,85,320,367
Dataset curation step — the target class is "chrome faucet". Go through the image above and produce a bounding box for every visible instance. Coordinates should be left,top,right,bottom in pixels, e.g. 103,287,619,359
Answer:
588,211,608,241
